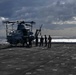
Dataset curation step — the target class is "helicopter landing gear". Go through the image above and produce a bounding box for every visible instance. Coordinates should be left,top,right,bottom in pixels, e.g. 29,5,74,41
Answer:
22,43,25,47
10,43,17,47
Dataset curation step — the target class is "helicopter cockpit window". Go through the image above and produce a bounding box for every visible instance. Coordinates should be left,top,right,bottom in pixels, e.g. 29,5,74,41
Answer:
22,29,28,36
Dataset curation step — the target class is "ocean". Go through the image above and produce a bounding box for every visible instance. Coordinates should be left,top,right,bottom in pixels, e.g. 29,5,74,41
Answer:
0,38,76,44
52,39,76,43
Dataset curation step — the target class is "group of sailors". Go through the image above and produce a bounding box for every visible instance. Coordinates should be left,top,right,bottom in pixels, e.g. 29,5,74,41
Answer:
35,35,52,48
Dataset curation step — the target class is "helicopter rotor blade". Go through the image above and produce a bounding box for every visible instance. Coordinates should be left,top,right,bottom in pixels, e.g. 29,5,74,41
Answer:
2,21,9,23
23,21,36,24
3,21,16,24
2,20,36,26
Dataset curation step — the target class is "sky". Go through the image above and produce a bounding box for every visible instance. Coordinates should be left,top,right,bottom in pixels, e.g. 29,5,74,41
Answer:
0,0,76,37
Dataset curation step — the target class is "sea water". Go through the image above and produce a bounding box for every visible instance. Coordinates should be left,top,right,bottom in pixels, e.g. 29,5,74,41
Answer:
0,38,76,44
52,39,76,43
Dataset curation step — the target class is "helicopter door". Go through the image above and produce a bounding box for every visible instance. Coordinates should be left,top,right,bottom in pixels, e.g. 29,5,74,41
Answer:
17,24,25,30
22,29,28,36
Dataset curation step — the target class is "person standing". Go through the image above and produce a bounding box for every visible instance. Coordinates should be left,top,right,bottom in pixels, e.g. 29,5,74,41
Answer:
48,35,52,48
40,36,44,46
29,36,32,47
35,35,38,46
44,35,47,47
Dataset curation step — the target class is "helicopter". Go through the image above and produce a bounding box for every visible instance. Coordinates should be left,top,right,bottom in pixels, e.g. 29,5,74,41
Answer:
3,20,42,46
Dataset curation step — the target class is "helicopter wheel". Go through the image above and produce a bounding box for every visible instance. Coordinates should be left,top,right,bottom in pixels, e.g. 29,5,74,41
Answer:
14,43,17,47
22,43,25,47
26,44,29,48
9,42,13,46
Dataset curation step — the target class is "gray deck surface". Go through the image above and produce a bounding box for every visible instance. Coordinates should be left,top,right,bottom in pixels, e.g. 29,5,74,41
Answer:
0,44,76,75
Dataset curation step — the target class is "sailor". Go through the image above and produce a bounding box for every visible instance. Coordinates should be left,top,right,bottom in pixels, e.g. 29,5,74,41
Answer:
28,36,32,47
35,35,38,46
44,35,47,47
40,36,44,46
48,35,52,48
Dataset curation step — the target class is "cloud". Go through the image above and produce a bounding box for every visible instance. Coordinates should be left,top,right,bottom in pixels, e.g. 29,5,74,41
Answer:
0,17,8,37
0,0,76,37
11,0,76,25
0,29,6,37
42,27,76,36
52,21,76,25
0,0,14,17
0,17,8,21
0,17,8,24
0,0,76,23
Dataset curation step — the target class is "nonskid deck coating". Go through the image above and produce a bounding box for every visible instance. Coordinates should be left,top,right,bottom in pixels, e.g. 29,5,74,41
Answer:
0,44,76,75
